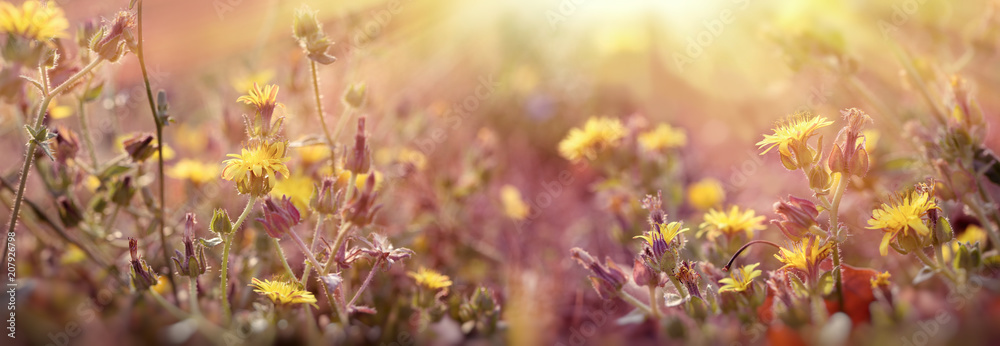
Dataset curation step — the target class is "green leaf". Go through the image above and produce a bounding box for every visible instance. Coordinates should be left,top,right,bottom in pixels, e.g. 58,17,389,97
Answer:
82,82,104,102
912,266,936,285
99,164,131,180
199,237,224,248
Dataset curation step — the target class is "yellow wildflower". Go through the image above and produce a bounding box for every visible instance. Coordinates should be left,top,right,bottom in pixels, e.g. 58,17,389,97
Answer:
757,113,833,157
222,140,290,197
167,159,220,185
249,278,317,307
237,83,280,114
867,189,938,256
634,221,688,247
638,123,687,151
774,237,831,278
0,1,68,41
698,206,766,240
718,263,762,293
558,117,625,161
408,267,452,291
499,185,530,220
297,145,331,166
687,178,725,211
271,174,314,212
870,271,891,289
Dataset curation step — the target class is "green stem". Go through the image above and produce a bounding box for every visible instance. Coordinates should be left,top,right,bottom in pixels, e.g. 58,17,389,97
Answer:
309,60,336,148
220,196,257,324
827,173,848,310
348,257,382,307
331,106,354,146
616,290,653,316
647,285,661,319
188,277,200,315
3,57,103,269
299,215,325,284
136,0,177,301
914,248,956,283
273,238,297,279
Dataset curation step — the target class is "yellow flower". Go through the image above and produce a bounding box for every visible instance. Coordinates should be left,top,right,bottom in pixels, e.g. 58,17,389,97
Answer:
167,159,220,185
408,267,452,291
222,140,290,197
499,185,530,220
718,263,762,293
757,113,833,157
0,1,68,41
558,117,625,161
297,145,331,165
271,174,314,212
774,237,831,278
237,83,280,113
638,123,687,151
634,221,688,247
151,276,171,295
249,278,317,307
698,206,766,240
870,271,891,289
687,178,725,211
866,189,938,256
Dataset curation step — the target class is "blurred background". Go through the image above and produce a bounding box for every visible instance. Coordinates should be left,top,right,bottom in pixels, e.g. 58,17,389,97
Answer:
4,0,1000,344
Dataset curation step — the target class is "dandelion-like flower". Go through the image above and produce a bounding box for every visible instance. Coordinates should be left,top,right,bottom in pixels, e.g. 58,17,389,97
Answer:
237,83,283,138
635,221,688,274
0,0,68,41
757,113,832,170
774,237,831,280
635,221,688,247
558,117,625,162
687,178,725,211
500,185,530,220
638,123,687,151
249,278,317,307
867,189,938,256
698,206,766,241
222,140,290,197
168,159,220,185
718,263,761,293
408,267,453,291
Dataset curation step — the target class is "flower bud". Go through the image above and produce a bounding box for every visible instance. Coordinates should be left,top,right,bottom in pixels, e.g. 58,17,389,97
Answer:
111,176,136,206
129,238,159,291
828,143,846,173
807,166,831,193
122,133,156,162
292,5,336,65
343,174,382,226
210,208,233,234
343,83,367,108
570,248,628,299
632,259,656,287
57,196,83,229
311,176,342,215
848,147,869,177
772,195,819,242
257,195,301,238
345,117,371,174
172,213,207,277
90,11,135,62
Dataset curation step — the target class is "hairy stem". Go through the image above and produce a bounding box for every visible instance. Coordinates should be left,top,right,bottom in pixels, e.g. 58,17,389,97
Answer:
348,257,382,307
273,238,297,279
188,277,200,315
299,215,325,284
827,173,848,310
287,230,324,276
309,60,336,148
220,196,257,324
3,57,103,270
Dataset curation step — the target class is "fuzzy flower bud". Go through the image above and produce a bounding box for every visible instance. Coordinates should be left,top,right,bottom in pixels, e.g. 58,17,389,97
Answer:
122,133,157,162
257,195,301,238
570,248,628,299
345,117,371,174
90,11,135,62
57,196,82,229
343,174,382,226
772,195,820,242
632,258,657,287
311,176,342,215
210,208,233,235
172,213,208,277
129,238,159,291
111,176,136,206
829,108,872,177
343,83,367,108
292,5,336,65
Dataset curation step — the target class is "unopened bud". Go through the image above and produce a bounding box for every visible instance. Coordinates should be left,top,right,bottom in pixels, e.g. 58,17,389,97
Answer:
808,166,831,193
90,11,135,62
345,117,371,174
343,83,367,108
210,208,233,234
111,176,136,206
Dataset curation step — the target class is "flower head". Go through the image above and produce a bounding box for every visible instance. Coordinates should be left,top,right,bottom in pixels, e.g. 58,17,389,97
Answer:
256,195,301,238
249,278,317,307
570,248,628,299
634,221,688,273
718,263,762,293
222,140,290,197
675,260,703,299
292,5,336,64
687,178,725,211
757,113,833,170
870,271,891,289
128,238,159,291
558,117,625,162
774,237,831,279
500,185,530,220
698,206,766,241
168,159,220,185
238,83,283,138
638,123,687,151
0,1,68,41
408,267,453,291
867,188,939,256
90,11,136,62
635,221,688,247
